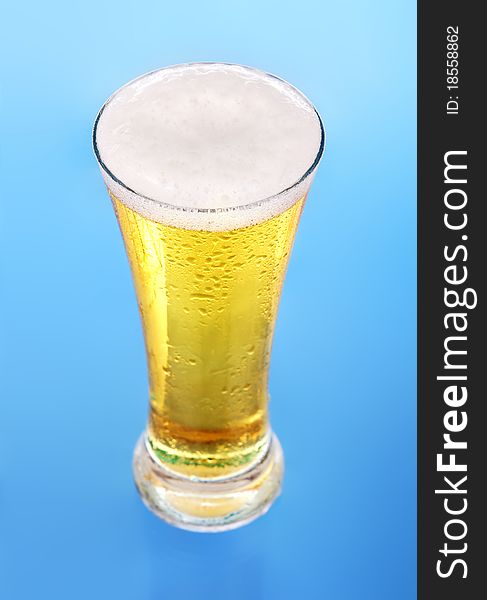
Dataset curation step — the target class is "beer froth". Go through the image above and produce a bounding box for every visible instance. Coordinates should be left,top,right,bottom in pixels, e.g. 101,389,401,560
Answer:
94,63,323,230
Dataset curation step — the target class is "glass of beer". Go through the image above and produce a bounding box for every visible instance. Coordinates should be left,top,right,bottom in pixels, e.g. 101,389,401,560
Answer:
93,63,324,531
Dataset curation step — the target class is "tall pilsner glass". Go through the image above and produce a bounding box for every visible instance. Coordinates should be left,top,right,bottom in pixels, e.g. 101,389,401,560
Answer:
93,63,324,531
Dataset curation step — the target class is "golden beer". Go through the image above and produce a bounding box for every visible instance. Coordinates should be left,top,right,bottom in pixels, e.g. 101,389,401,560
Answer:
112,192,304,478
94,63,324,530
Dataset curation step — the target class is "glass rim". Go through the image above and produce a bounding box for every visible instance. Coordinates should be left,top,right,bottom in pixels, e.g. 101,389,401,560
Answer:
92,62,326,215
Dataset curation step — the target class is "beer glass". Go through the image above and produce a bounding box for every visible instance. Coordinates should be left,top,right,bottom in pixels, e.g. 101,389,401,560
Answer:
93,63,324,531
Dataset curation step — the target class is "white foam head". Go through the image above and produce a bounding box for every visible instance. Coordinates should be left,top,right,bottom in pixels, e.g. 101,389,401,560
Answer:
94,63,324,230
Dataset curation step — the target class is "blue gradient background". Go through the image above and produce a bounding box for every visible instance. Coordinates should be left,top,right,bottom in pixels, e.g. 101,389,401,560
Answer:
0,1,416,598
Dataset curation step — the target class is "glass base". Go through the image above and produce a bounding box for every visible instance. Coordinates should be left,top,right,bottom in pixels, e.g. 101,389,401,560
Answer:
132,432,284,532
